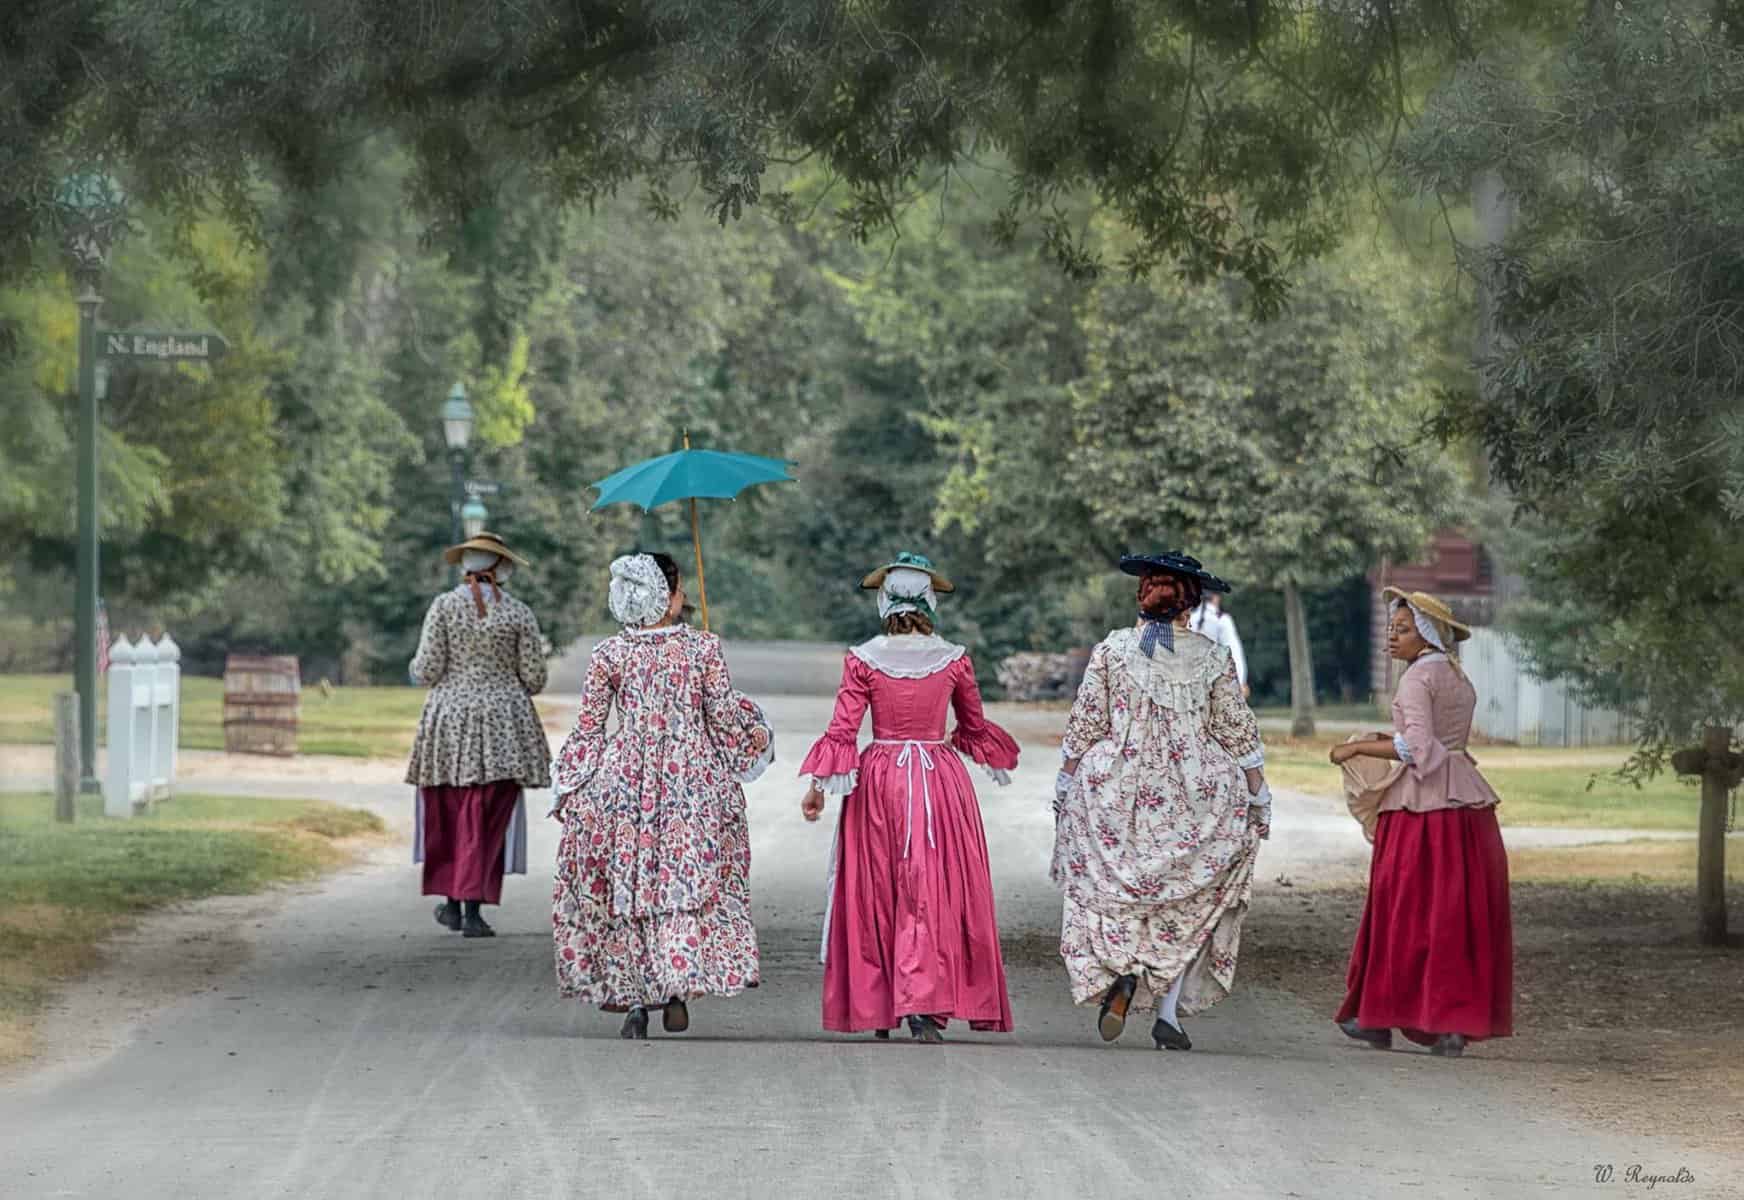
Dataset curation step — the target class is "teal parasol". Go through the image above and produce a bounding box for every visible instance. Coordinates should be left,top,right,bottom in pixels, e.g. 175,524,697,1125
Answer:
590,433,797,629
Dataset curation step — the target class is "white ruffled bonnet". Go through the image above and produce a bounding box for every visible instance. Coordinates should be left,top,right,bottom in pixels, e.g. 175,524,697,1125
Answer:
609,554,671,628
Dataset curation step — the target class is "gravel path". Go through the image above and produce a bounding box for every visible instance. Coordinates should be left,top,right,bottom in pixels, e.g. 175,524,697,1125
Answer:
0,681,1726,1197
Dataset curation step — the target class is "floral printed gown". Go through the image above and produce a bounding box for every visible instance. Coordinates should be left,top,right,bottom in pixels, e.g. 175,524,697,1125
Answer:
549,626,773,1010
1052,626,1268,1016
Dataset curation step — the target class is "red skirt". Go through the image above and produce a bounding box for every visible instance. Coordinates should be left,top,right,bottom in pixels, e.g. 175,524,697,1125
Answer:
420,782,520,904
1335,806,1514,1043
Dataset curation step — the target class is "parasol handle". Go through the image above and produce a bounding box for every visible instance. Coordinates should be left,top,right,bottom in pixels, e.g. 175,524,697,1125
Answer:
690,496,710,632
683,430,710,631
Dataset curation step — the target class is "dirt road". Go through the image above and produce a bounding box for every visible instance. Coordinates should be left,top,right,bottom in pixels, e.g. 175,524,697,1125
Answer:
1,689,1728,1198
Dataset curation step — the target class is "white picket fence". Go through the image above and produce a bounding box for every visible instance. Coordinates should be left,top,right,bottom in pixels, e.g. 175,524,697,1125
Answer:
1462,627,1635,748
104,634,181,817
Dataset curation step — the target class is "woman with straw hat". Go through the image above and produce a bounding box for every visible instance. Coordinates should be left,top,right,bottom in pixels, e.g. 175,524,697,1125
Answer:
406,531,551,938
798,553,1020,1044
1328,588,1513,1057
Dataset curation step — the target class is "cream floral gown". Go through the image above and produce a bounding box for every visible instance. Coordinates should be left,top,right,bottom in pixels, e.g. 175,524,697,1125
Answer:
1051,625,1269,1016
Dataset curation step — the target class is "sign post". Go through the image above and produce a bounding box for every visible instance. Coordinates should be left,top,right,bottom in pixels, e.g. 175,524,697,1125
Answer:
102,331,230,364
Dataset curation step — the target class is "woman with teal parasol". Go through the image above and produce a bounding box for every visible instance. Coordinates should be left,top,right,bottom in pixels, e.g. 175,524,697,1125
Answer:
547,438,792,1038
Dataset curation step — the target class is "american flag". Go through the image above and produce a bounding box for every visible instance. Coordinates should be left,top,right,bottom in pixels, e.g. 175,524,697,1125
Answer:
96,600,110,676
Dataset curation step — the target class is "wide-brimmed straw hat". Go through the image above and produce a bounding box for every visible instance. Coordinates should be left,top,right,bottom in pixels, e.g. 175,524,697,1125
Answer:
1382,587,1471,642
1118,551,1232,594
442,531,529,568
860,551,955,594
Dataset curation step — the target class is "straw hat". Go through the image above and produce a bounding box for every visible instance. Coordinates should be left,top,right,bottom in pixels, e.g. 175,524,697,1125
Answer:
860,551,955,594
442,531,529,567
1381,587,1471,642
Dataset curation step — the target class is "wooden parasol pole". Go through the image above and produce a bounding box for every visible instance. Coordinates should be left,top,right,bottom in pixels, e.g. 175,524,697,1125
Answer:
683,430,710,630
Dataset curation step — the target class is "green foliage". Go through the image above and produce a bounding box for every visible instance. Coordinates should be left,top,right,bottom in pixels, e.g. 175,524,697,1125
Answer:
1064,247,1459,589
1404,2,1744,764
2,0,1552,310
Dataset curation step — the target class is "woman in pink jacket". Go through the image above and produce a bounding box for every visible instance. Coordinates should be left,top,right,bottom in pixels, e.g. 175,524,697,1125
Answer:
1329,588,1513,1057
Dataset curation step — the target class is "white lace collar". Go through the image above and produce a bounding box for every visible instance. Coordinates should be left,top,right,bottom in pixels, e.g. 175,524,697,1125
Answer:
622,624,684,638
850,634,966,680
1109,626,1228,712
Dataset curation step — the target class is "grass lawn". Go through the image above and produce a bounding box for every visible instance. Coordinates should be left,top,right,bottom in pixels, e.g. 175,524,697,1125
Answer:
1262,738,1702,831
1253,702,1380,724
0,673,436,758
0,790,384,1067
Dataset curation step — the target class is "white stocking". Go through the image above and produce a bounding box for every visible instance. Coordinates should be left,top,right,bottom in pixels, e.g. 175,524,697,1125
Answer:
1160,971,1185,1031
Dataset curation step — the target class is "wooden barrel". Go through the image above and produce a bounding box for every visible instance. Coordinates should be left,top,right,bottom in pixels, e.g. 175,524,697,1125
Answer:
223,654,300,756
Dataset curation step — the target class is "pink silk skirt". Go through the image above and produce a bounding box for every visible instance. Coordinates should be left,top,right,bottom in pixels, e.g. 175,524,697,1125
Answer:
822,742,1014,1033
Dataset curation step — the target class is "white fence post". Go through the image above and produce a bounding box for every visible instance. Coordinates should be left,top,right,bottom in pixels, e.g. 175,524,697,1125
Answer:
152,635,180,801
104,636,139,817
103,632,181,817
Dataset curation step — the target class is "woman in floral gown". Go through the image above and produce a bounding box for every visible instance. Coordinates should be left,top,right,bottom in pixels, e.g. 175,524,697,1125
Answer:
1052,552,1271,1051
799,553,1020,1044
549,553,773,1039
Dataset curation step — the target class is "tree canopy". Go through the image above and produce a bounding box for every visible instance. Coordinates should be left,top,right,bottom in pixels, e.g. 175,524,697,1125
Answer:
1403,1,1744,764
3,0,1559,312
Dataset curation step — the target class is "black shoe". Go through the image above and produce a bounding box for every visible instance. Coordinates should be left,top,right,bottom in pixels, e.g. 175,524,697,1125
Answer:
906,1015,945,1044
433,900,462,931
663,998,690,1034
461,914,495,938
873,1029,891,1040
1151,1017,1192,1051
1430,1034,1466,1058
1337,1018,1393,1050
1097,974,1139,1043
620,1008,649,1040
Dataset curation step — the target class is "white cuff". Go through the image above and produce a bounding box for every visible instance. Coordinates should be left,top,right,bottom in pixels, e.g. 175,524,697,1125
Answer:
1392,733,1415,764
814,771,858,796
1235,748,1266,770
548,760,596,807
738,740,776,784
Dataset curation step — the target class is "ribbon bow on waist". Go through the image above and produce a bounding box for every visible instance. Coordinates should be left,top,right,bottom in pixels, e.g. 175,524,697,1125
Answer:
873,739,945,858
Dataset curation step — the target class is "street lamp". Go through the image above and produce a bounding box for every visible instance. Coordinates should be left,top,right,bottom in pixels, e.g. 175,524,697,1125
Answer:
441,382,473,583
54,170,129,793
461,498,489,539
442,382,474,454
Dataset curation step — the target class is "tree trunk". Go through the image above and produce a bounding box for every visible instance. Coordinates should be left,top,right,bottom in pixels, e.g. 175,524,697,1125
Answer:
1283,579,1316,738
1698,725,1730,947
1471,167,1517,373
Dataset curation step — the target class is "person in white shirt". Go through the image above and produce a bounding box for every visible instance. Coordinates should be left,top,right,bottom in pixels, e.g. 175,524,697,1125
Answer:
1189,592,1249,698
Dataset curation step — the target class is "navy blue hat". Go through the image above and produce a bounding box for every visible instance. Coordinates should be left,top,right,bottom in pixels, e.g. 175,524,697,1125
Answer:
1119,551,1232,594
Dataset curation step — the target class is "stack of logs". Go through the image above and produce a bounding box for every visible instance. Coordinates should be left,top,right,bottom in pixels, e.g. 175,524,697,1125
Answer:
997,650,1091,702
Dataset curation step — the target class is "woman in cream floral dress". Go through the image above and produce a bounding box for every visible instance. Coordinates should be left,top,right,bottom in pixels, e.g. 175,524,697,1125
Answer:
549,553,773,1039
1052,552,1271,1051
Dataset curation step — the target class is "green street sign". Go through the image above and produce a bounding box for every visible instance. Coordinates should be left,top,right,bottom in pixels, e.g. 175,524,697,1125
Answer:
101,330,229,363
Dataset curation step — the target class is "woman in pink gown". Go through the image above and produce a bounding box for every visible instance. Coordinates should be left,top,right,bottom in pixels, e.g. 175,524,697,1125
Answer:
799,553,1020,1043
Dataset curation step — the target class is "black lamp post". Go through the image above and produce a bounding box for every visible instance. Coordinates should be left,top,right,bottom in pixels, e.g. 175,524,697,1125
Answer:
54,171,128,793
441,382,473,584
